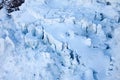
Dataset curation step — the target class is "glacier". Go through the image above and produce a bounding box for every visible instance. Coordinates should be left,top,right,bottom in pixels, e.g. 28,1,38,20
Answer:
0,0,120,80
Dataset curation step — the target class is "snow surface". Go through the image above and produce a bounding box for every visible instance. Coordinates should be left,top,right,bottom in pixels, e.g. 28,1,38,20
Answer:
0,0,120,80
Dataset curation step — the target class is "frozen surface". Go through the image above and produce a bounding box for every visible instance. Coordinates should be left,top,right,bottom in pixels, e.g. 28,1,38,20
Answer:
0,0,120,80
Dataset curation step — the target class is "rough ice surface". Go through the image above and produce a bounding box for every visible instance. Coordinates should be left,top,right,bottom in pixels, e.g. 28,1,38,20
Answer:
0,0,120,80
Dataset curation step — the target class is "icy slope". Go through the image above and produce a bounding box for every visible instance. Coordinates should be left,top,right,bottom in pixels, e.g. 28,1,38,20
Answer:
0,0,120,80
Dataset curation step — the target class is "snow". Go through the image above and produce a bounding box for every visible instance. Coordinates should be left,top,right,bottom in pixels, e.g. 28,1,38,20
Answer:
0,0,120,80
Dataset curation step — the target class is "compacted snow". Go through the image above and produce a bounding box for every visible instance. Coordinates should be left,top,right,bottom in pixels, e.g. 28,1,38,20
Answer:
0,0,120,80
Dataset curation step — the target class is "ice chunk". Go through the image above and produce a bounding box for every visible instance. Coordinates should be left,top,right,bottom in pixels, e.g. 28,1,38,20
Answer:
0,38,4,56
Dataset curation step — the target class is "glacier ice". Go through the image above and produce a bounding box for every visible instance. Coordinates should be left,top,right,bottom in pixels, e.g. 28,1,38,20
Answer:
0,0,120,80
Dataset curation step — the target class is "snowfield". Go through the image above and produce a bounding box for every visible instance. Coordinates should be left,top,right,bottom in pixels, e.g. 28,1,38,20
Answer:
0,0,120,80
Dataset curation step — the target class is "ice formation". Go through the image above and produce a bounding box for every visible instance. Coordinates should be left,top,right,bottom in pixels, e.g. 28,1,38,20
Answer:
0,0,120,80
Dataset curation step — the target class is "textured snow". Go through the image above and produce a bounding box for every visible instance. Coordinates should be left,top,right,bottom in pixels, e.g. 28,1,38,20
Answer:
0,0,120,80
